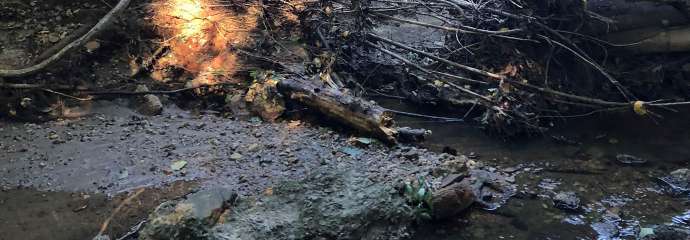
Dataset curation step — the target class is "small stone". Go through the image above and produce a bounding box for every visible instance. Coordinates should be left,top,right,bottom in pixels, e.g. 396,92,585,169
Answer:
84,41,100,53
134,85,163,116
553,191,581,211
48,33,60,43
247,143,260,152
238,175,248,183
230,152,243,161
48,132,59,140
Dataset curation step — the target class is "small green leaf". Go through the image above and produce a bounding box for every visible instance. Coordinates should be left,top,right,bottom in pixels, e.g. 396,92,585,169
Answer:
417,187,426,200
404,182,413,195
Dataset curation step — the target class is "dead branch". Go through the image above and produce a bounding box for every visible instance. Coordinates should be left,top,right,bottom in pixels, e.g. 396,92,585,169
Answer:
364,40,494,103
373,13,523,35
0,82,90,90
0,0,132,77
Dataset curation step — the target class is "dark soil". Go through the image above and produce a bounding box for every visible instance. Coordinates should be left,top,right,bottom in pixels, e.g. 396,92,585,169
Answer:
0,100,450,239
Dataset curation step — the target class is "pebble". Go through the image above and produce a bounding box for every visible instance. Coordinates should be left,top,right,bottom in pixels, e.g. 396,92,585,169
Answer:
247,143,260,152
553,191,581,211
230,152,243,161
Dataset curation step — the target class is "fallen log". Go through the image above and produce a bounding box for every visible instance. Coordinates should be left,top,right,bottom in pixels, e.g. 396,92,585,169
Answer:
275,77,429,143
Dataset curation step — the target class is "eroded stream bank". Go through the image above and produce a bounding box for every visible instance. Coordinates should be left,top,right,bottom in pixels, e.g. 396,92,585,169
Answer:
1,100,455,240
1,100,689,239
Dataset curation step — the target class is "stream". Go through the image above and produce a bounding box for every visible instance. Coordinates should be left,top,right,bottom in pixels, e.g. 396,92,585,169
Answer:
382,99,690,239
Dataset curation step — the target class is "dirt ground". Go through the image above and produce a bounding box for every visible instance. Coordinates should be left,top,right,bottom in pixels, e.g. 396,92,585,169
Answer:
0,100,449,240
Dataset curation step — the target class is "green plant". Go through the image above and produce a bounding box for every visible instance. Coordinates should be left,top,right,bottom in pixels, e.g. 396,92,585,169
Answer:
403,176,433,221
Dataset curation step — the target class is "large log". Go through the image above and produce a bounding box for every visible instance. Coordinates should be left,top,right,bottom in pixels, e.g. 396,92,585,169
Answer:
276,78,429,143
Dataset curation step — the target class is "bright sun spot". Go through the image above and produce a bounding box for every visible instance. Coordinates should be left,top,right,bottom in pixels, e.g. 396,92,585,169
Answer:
150,0,260,85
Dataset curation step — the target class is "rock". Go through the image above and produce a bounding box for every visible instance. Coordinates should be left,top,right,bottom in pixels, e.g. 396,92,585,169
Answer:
432,180,475,219
435,155,469,175
658,168,690,193
230,152,243,161
245,76,285,122
469,169,516,210
84,41,100,53
138,188,236,240
641,225,690,240
208,169,415,240
616,154,647,165
48,32,60,43
247,143,261,152
91,234,110,240
225,93,250,118
134,85,163,116
553,191,581,211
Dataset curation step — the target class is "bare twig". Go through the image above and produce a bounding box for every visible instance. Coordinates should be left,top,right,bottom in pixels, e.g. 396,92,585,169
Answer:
509,80,628,107
115,220,147,240
383,107,465,122
536,34,633,101
364,40,493,103
97,188,145,237
0,82,90,90
373,13,522,35
367,33,504,80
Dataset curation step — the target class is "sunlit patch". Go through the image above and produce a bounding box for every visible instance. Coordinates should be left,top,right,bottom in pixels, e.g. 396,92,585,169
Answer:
150,0,260,85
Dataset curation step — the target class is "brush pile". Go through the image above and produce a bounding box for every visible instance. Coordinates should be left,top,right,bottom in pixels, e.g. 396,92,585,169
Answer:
3,0,690,138
292,0,690,136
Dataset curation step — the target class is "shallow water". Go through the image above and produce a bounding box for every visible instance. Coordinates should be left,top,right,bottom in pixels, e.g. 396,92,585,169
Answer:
381,99,690,239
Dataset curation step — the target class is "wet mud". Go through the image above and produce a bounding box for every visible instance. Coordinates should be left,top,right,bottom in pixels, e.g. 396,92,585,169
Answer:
0,100,447,239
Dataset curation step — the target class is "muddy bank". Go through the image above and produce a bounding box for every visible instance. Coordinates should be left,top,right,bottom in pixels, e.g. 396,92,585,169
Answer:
0,100,446,195
2,98,690,240
0,100,461,239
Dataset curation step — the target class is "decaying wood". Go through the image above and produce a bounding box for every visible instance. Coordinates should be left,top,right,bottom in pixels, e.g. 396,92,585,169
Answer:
276,78,428,143
0,0,132,77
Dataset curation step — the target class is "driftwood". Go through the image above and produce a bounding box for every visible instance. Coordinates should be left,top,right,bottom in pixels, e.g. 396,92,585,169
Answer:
276,78,429,143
